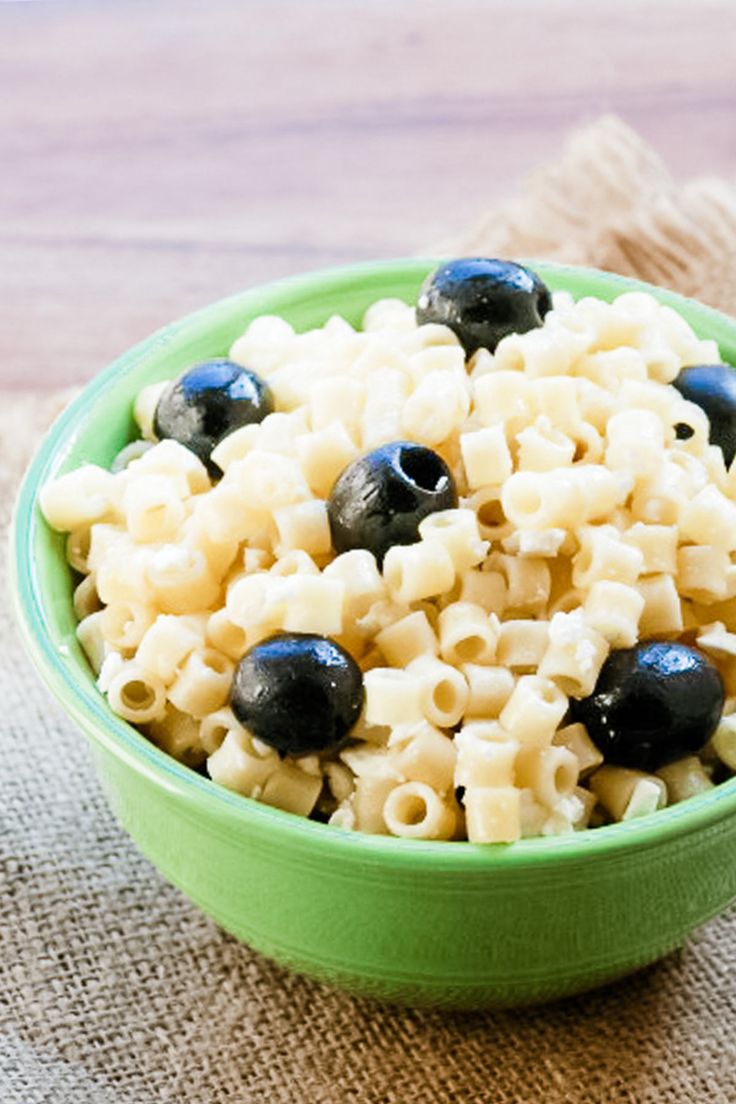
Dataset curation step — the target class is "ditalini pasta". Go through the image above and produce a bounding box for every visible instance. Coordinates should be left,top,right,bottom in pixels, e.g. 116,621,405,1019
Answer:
39,258,736,843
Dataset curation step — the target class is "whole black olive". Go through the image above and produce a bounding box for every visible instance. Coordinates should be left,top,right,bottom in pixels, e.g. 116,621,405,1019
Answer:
416,258,553,357
154,358,273,466
327,441,458,565
571,642,724,773
230,633,364,756
672,363,736,465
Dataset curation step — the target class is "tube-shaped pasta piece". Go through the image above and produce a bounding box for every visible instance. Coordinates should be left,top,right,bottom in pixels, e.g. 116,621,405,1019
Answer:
537,611,609,697
394,724,456,792
655,756,714,804
167,648,234,718
147,704,205,766
271,575,346,635
259,762,323,817
96,546,152,607
66,526,93,575
295,422,359,497
401,369,470,446
106,662,166,724
680,485,736,552
39,464,115,531
707,715,736,771
207,729,280,796
465,486,512,543
492,554,551,614
458,569,507,615
228,313,295,374
228,450,311,510
572,525,644,589
460,426,512,488
383,540,455,604
382,782,456,840
533,375,582,428
637,574,683,637
192,482,269,544
375,610,438,667
578,347,648,388
418,509,488,573
198,706,243,756
206,608,249,662
363,668,425,726
454,727,518,788
463,786,521,843
273,499,332,558
350,776,399,835
676,545,732,603
552,722,603,777
145,544,220,614
76,611,110,674
472,371,536,436
582,580,645,647
605,409,665,477
621,522,677,575
324,549,385,617
435,602,498,667
515,421,576,473
208,423,258,471
129,438,210,494
360,367,409,448
589,766,666,822
100,602,156,652
308,375,365,436
496,620,550,671
122,474,188,543
514,745,579,809
501,528,567,559
461,664,515,719
406,655,469,728
499,675,568,747
133,381,168,440
502,465,627,531
73,573,101,621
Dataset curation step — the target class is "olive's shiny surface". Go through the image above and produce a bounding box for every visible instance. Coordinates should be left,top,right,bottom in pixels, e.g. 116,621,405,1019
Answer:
327,441,457,565
571,642,724,772
154,358,273,465
416,258,552,357
230,633,364,756
672,363,736,465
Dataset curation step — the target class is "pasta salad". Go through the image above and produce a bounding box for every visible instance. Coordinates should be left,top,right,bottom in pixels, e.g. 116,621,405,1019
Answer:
39,259,736,842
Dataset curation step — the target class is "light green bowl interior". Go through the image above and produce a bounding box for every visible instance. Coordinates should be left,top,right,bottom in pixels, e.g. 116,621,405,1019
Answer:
12,258,736,872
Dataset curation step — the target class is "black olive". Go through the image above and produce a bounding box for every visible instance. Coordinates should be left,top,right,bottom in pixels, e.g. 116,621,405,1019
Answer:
154,358,273,466
672,363,736,465
416,258,552,357
230,633,364,756
327,441,458,565
570,642,724,773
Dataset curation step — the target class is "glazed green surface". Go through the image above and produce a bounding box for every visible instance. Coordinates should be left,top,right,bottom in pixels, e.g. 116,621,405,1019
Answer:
11,259,736,1006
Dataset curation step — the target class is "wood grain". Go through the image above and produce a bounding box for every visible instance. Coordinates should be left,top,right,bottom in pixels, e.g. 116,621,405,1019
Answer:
1,0,734,388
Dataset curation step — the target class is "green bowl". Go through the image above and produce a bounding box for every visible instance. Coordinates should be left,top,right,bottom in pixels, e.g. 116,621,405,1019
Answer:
11,258,736,1008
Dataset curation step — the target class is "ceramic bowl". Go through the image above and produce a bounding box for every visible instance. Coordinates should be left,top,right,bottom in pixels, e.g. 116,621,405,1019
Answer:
11,259,736,1008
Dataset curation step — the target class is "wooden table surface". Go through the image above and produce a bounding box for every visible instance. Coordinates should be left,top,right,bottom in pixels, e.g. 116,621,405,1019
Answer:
2,0,735,390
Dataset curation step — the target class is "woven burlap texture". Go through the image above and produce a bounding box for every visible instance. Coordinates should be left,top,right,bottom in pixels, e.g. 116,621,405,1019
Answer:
2,117,735,1104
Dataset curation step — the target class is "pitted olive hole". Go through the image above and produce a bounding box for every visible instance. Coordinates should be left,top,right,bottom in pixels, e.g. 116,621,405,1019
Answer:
399,447,445,492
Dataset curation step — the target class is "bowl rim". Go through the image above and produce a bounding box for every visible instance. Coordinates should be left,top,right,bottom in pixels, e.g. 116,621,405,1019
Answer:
11,255,736,872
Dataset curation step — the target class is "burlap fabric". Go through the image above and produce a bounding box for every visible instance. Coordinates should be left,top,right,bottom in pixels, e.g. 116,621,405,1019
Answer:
2,117,735,1103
